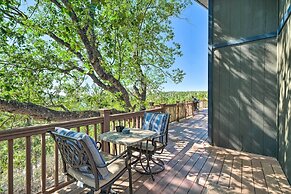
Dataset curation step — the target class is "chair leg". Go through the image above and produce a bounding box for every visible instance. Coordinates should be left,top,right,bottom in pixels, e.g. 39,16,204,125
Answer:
100,187,115,194
108,188,117,194
152,157,165,167
87,189,95,194
146,154,155,181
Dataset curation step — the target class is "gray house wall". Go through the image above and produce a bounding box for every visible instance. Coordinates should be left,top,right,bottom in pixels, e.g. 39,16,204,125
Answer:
278,0,291,183
210,0,278,157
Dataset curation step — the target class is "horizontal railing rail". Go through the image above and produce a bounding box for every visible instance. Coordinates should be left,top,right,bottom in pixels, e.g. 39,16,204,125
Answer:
0,117,105,141
0,100,207,194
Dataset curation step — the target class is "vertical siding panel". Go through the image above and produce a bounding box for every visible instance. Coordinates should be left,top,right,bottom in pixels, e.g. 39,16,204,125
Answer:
265,0,278,32
251,1,265,35
240,0,254,153
264,39,278,157
264,0,279,158
213,0,231,43
213,0,223,43
215,0,231,149
240,0,250,38
251,40,265,155
213,50,221,146
278,23,285,174
219,47,230,148
228,46,241,150
240,44,253,153
228,0,242,150
229,0,241,39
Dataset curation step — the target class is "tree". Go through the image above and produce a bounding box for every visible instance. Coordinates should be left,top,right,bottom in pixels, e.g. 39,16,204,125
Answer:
0,0,191,121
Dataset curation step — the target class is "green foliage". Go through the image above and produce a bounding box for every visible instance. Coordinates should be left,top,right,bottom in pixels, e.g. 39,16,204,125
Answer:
0,0,192,111
147,91,208,105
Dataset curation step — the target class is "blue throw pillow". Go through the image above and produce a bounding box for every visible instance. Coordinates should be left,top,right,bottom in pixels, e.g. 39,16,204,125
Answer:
55,127,110,180
142,112,169,143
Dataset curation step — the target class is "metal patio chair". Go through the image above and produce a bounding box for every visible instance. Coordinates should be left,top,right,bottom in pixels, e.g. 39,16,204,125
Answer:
133,112,170,181
49,127,130,194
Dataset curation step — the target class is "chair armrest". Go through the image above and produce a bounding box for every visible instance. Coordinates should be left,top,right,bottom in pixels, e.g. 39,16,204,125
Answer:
95,141,102,151
151,134,166,145
94,150,127,168
151,134,165,140
104,150,128,166
136,133,166,152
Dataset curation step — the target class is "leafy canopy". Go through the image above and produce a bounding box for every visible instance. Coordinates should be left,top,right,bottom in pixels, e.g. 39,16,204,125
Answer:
0,0,191,115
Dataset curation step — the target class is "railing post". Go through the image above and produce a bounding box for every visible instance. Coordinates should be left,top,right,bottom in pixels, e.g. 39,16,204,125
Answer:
176,101,180,122
41,133,46,193
185,102,188,117
26,136,32,194
192,101,195,117
149,102,154,109
8,139,13,194
187,102,192,117
160,103,166,113
100,108,111,153
184,101,187,119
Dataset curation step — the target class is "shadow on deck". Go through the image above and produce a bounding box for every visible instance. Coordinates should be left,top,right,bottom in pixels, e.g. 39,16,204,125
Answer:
56,109,291,194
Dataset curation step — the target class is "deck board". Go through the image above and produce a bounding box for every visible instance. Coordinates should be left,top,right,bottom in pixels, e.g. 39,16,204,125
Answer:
261,162,281,194
229,156,242,193
55,109,291,194
252,159,268,194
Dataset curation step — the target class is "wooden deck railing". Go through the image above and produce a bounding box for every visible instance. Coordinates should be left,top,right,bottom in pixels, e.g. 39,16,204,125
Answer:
0,101,207,194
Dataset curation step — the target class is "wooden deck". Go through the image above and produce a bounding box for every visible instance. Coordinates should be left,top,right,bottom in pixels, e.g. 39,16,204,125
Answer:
56,109,291,194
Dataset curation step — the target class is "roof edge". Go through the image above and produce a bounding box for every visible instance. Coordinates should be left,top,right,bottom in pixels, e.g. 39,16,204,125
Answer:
194,0,208,9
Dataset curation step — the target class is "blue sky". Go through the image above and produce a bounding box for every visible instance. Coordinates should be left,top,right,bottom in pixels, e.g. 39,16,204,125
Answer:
162,2,208,91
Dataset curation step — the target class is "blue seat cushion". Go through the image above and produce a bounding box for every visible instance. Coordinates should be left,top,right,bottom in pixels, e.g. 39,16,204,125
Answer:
142,112,169,143
55,127,110,180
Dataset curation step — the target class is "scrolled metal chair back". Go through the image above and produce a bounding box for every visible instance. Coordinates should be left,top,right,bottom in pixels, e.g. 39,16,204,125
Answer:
56,135,89,169
49,131,100,189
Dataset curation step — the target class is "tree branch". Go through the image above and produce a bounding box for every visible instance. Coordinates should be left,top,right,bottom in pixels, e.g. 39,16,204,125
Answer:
7,5,28,19
47,104,70,112
47,32,85,62
86,72,119,93
0,99,122,121
47,93,70,112
0,115,14,128
50,0,64,10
